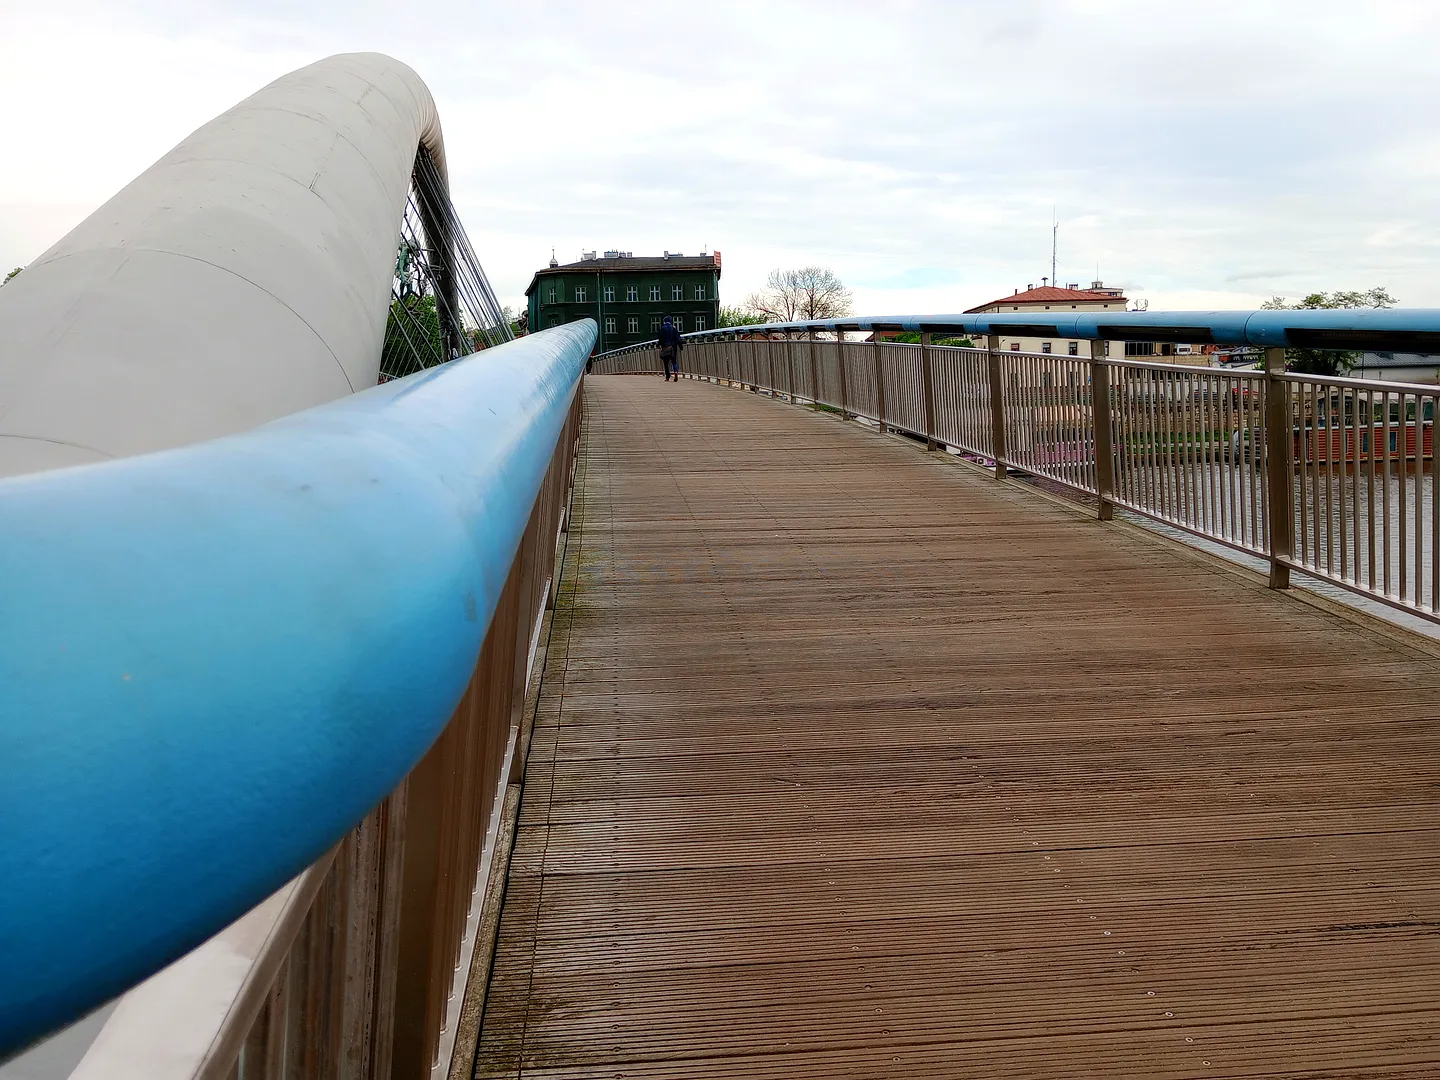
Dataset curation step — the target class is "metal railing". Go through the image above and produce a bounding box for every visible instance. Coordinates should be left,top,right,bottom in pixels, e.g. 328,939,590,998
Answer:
1,320,594,1078
593,312,1440,626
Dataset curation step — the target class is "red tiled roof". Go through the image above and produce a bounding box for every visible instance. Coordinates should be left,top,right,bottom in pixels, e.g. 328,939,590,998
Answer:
965,285,1127,313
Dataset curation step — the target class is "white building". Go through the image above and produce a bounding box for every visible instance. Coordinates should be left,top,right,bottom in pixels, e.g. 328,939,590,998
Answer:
965,283,1215,365
965,283,1126,358
1353,352,1440,384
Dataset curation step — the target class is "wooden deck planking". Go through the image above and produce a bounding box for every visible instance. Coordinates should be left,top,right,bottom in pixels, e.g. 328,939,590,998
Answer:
476,375,1440,1078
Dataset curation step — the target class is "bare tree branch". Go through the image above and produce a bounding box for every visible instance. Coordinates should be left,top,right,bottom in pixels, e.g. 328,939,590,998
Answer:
744,266,853,322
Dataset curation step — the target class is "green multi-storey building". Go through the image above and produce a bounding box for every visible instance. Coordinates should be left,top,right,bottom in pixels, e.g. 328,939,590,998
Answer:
524,250,721,353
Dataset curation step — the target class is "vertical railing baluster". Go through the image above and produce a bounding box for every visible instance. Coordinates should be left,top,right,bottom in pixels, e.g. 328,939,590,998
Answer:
1338,385,1349,581
1184,368,1196,529
1092,341,1115,520
1411,391,1422,610
1321,382,1332,574
872,330,888,433
1431,396,1439,611
785,333,796,399
1159,369,1172,523
1298,382,1311,567
1399,391,1409,601
1250,376,1262,549
1220,374,1231,539
1383,389,1394,595
1192,369,1204,530
808,328,821,410
921,332,937,450
1349,386,1360,582
987,334,1007,479
1264,350,1292,588
1319,385,1324,578
1142,368,1154,517
1206,372,1219,538
1367,388,1378,589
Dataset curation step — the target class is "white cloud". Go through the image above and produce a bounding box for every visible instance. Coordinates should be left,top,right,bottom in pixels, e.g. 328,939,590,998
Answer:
2,0,1438,314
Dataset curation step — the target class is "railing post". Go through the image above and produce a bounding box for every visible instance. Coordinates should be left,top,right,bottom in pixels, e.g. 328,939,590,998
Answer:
872,331,888,433
1091,340,1115,520
1264,347,1293,589
921,331,937,450
808,327,821,411
987,333,1008,480
785,332,797,401
749,335,759,392
837,330,850,419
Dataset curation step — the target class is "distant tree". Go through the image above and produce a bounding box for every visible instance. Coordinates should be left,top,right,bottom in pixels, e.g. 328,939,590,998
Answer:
3,266,21,286
1260,287,1397,375
744,266,853,322
380,292,445,379
886,331,976,347
718,305,768,327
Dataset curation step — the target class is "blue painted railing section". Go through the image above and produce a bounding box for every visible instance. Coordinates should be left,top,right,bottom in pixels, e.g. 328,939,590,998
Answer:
0,319,595,1056
617,308,1440,354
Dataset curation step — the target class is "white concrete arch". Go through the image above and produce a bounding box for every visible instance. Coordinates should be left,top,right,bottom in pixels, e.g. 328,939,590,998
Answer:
0,53,447,478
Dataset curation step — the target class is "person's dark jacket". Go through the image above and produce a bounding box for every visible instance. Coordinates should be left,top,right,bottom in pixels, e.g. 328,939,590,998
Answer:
658,323,683,356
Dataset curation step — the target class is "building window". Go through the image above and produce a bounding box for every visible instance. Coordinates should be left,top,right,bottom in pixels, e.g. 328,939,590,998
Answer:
547,285,558,304
604,285,615,303
627,316,639,334
671,284,683,301
696,284,707,300
695,315,706,331
650,316,661,332
1124,341,1156,356
627,285,638,302
1068,341,1079,356
1100,339,1110,356
575,285,587,303
1042,341,1052,354
605,316,616,335
1009,342,1020,351
673,316,684,331
649,285,661,301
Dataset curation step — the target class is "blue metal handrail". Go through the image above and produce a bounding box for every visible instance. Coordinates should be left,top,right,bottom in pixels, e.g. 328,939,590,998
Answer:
0,319,595,1056
602,307,1440,355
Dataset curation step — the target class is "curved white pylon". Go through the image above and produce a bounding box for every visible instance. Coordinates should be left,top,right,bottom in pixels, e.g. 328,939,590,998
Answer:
0,53,447,478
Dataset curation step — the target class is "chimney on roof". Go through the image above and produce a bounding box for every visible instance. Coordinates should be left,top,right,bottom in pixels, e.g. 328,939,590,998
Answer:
581,251,596,261
1027,284,1033,291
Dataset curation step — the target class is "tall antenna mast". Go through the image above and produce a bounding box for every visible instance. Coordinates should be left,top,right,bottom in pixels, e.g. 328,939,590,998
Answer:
1051,209,1058,289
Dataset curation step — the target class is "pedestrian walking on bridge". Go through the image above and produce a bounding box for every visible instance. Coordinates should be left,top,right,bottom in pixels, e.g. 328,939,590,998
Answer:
658,316,682,382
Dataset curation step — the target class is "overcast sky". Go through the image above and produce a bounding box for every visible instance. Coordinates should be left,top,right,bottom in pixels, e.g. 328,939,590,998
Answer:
2,0,1438,315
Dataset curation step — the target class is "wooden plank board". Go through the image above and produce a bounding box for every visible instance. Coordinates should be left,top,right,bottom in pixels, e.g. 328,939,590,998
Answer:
475,376,1440,1079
